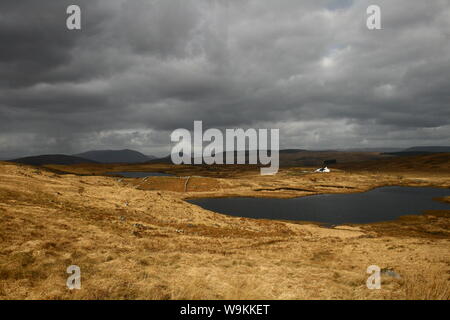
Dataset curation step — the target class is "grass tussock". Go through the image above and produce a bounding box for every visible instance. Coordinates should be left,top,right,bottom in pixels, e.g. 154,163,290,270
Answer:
403,273,450,300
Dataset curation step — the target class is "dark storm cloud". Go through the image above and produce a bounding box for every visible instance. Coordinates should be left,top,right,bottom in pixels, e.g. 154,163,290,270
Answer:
0,0,449,158
0,0,111,87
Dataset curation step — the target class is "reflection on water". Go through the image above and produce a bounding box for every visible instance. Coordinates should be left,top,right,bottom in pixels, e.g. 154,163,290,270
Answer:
188,186,449,225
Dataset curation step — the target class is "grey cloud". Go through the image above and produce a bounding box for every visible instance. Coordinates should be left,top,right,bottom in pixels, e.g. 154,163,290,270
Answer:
0,0,449,158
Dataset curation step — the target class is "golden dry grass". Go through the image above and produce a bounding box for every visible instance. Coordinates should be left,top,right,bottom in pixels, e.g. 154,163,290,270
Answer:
0,161,449,300
403,273,450,300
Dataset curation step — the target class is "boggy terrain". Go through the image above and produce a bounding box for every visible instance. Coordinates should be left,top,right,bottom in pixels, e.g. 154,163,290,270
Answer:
0,154,449,299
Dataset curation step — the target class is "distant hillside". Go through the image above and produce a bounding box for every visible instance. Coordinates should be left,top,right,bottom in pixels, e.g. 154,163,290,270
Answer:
278,150,390,167
147,155,172,164
148,151,288,165
338,147,404,153
148,150,390,167
74,149,154,164
337,152,450,172
384,146,450,157
279,149,308,154
10,154,97,166
403,146,450,153
145,154,157,160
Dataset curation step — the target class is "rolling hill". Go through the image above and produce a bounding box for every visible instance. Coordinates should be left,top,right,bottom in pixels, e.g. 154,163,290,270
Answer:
148,150,391,167
403,146,450,153
10,154,97,166
74,149,155,164
337,152,450,171
383,146,450,157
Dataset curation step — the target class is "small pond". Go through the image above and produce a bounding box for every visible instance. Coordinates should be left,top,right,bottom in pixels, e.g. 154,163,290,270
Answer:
188,186,449,225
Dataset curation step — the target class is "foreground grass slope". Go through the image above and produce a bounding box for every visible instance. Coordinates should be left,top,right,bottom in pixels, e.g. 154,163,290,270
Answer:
0,160,449,299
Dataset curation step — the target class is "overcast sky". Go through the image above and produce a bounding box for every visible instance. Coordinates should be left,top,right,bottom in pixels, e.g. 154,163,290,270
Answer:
1,0,449,158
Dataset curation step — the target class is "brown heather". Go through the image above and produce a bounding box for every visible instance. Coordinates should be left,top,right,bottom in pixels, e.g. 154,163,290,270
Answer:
0,154,449,299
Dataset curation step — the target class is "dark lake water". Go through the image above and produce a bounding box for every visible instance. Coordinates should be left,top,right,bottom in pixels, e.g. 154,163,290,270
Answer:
106,171,173,178
188,187,449,225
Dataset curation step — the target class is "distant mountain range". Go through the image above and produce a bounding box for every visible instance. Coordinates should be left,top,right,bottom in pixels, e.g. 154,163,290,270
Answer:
10,154,99,166
151,146,450,167
149,149,390,167
337,147,404,153
7,146,449,166
9,149,157,165
383,146,450,156
337,152,450,171
74,149,156,164
403,146,450,152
